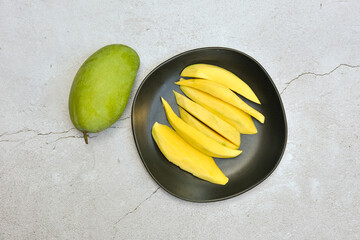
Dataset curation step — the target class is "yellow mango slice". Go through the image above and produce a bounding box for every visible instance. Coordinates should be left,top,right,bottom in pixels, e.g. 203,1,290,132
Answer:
173,91,241,146
152,122,228,185
161,98,241,158
176,79,264,123
180,86,257,134
180,63,261,104
179,107,239,149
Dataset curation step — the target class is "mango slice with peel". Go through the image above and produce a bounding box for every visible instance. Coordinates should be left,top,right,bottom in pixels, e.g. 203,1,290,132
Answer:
173,91,241,146
152,122,229,185
179,107,239,149
180,86,257,134
161,98,242,158
180,63,260,104
176,79,264,124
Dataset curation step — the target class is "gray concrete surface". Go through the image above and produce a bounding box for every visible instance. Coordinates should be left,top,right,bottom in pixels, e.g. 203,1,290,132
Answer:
0,1,359,239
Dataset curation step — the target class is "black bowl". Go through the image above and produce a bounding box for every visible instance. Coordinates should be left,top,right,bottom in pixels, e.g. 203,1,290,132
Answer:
131,47,287,202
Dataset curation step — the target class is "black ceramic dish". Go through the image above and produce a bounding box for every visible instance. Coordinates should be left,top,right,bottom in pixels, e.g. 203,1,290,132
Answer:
131,47,287,202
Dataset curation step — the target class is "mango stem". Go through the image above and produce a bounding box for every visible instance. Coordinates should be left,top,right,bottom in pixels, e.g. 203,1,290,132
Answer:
83,131,88,144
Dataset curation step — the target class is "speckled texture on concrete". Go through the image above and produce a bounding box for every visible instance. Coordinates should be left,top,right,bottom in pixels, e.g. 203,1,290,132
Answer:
1,1,359,239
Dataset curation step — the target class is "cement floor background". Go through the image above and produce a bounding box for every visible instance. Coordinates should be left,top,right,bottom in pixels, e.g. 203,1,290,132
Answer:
1,1,359,239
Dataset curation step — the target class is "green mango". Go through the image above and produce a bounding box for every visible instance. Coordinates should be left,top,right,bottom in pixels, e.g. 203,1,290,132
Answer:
69,44,140,143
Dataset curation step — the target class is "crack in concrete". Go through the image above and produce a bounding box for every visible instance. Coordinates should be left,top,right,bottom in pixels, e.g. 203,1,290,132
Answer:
50,135,99,149
0,139,21,143
0,128,78,146
114,187,160,224
0,128,76,139
112,187,160,239
121,116,130,121
49,135,97,148
0,114,130,141
38,128,76,136
280,63,360,95
0,116,130,141
109,126,128,130
50,135,85,144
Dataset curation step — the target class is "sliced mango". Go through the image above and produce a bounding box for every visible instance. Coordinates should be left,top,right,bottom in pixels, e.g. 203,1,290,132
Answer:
176,79,265,123
152,122,228,185
180,63,261,104
173,91,241,146
161,98,241,158
179,107,239,149
180,86,257,134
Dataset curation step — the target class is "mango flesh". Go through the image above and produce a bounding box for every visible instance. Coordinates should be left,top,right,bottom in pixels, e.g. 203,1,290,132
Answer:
179,86,258,134
173,91,241,146
176,79,264,123
180,63,261,104
178,107,239,149
161,98,242,158
69,44,140,143
152,122,228,185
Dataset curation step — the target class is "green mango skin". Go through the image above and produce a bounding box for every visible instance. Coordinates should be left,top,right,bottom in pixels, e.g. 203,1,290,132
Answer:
69,44,140,138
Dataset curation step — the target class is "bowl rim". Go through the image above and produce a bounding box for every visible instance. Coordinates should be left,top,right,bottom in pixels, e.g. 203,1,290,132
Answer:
131,46,288,202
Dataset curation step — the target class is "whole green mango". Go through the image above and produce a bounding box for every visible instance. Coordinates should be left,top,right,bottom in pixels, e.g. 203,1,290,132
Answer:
69,44,140,143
